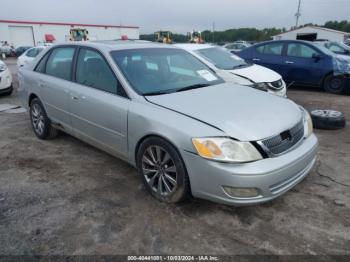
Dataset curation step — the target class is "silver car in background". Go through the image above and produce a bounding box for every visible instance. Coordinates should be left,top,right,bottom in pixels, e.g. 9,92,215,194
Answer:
18,41,318,206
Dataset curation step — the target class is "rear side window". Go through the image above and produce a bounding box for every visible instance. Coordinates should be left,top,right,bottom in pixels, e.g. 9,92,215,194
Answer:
26,48,43,58
35,52,50,73
46,47,75,81
256,43,283,55
76,48,121,95
287,43,319,58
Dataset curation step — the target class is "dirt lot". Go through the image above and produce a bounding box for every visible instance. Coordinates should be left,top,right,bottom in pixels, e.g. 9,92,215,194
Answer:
0,58,349,256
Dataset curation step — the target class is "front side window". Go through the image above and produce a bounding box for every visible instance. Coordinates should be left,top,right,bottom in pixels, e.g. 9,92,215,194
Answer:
46,47,75,80
111,48,223,95
76,48,120,94
196,47,248,70
257,43,283,55
287,43,319,58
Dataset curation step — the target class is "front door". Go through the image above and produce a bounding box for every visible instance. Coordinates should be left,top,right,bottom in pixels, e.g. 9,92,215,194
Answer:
282,43,325,85
69,47,129,158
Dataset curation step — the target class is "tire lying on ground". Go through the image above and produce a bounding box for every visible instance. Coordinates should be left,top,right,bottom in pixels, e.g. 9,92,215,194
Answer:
310,110,346,130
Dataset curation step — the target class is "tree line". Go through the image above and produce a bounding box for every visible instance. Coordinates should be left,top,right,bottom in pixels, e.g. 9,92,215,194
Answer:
140,20,350,43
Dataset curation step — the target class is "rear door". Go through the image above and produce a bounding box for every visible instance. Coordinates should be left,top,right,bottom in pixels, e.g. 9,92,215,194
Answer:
281,42,326,85
35,46,76,131
69,47,129,158
251,42,285,75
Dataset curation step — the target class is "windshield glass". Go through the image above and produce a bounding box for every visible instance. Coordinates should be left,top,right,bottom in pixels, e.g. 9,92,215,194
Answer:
323,42,350,55
195,47,248,70
111,48,223,95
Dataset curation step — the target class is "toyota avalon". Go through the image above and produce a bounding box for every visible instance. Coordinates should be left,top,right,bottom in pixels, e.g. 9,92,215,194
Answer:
18,41,318,206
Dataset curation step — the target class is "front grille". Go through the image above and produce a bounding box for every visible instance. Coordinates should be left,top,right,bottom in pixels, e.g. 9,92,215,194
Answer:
261,120,304,155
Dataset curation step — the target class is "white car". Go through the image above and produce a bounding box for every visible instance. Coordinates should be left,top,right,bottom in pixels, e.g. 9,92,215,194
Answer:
175,44,287,97
0,60,13,95
17,46,46,68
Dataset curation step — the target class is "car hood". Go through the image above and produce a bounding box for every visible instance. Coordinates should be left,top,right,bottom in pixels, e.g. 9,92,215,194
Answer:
228,64,281,83
146,83,302,141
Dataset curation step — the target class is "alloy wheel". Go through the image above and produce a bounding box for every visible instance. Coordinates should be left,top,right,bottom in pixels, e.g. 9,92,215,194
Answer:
142,145,178,196
31,103,45,135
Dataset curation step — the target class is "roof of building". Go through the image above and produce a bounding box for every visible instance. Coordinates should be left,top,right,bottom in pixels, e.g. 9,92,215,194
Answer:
0,19,139,29
274,25,350,37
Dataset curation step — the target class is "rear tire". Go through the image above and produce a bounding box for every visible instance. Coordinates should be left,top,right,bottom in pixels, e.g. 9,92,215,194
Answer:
311,110,346,130
323,74,345,94
136,137,190,203
30,98,58,139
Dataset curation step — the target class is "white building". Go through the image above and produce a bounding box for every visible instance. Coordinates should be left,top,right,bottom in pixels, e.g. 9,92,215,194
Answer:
0,19,140,47
273,26,350,42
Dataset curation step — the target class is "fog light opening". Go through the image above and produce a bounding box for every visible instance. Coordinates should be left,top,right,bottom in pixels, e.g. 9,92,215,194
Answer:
223,186,260,198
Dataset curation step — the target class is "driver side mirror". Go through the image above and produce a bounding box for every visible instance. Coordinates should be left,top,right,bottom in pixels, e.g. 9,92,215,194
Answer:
312,53,321,61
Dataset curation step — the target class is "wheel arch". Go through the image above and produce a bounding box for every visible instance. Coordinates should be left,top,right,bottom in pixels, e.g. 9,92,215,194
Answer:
134,133,193,196
28,93,39,107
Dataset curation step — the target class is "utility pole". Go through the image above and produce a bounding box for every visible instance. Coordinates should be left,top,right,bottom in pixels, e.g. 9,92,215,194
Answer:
295,0,302,28
212,22,215,43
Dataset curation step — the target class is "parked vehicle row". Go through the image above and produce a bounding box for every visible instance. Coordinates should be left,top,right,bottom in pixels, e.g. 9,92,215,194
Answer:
17,46,46,68
238,40,350,94
18,41,318,206
0,60,13,95
176,44,286,97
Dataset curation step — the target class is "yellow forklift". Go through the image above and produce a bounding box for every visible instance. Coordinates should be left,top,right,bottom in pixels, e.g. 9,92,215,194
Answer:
188,31,204,44
69,28,89,41
155,31,173,44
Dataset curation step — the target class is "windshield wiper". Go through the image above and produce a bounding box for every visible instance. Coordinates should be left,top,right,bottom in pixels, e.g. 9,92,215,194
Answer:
232,64,249,69
176,83,210,93
143,90,171,96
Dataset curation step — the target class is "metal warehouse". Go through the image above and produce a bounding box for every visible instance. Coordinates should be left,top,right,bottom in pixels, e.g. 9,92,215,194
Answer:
0,20,140,47
273,25,350,42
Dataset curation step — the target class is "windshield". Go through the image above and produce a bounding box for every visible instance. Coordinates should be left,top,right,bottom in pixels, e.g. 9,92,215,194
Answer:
195,47,248,70
111,48,223,95
323,42,350,55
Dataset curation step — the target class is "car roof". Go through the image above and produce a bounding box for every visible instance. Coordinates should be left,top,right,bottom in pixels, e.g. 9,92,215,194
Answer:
51,40,179,52
174,43,215,51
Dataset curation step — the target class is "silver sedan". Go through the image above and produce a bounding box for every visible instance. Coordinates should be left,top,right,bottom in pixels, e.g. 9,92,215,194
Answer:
18,41,318,206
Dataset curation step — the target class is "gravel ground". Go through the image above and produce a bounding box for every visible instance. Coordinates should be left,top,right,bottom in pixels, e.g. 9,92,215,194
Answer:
0,58,349,256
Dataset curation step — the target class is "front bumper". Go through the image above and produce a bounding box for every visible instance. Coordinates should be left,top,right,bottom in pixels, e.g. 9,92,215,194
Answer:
0,85,13,95
182,134,318,206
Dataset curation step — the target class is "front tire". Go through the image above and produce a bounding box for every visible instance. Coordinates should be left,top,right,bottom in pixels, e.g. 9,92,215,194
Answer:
136,137,190,203
323,74,345,94
30,98,58,139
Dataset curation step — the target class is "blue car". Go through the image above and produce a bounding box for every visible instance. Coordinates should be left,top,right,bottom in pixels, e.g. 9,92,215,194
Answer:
238,40,350,94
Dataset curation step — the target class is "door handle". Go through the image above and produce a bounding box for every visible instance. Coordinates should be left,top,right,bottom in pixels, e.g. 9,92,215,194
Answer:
71,96,79,100
252,58,260,61
285,61,294,64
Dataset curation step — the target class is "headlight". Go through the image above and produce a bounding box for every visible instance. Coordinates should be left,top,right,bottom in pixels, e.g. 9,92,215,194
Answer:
0,62,7,72
301,108,313,138
252,82,269,91
192,137,262,163
267,79,285,90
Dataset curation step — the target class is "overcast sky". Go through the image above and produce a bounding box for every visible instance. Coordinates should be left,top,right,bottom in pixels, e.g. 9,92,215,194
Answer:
1,0,350,33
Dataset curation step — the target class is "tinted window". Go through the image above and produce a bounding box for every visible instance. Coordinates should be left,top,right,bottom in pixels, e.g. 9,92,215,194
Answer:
287,43,319,58
111,48,223,95
35,51,50,73
46,47,75,80
257,43,283,55
76,48,119,94
26,48,44,58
